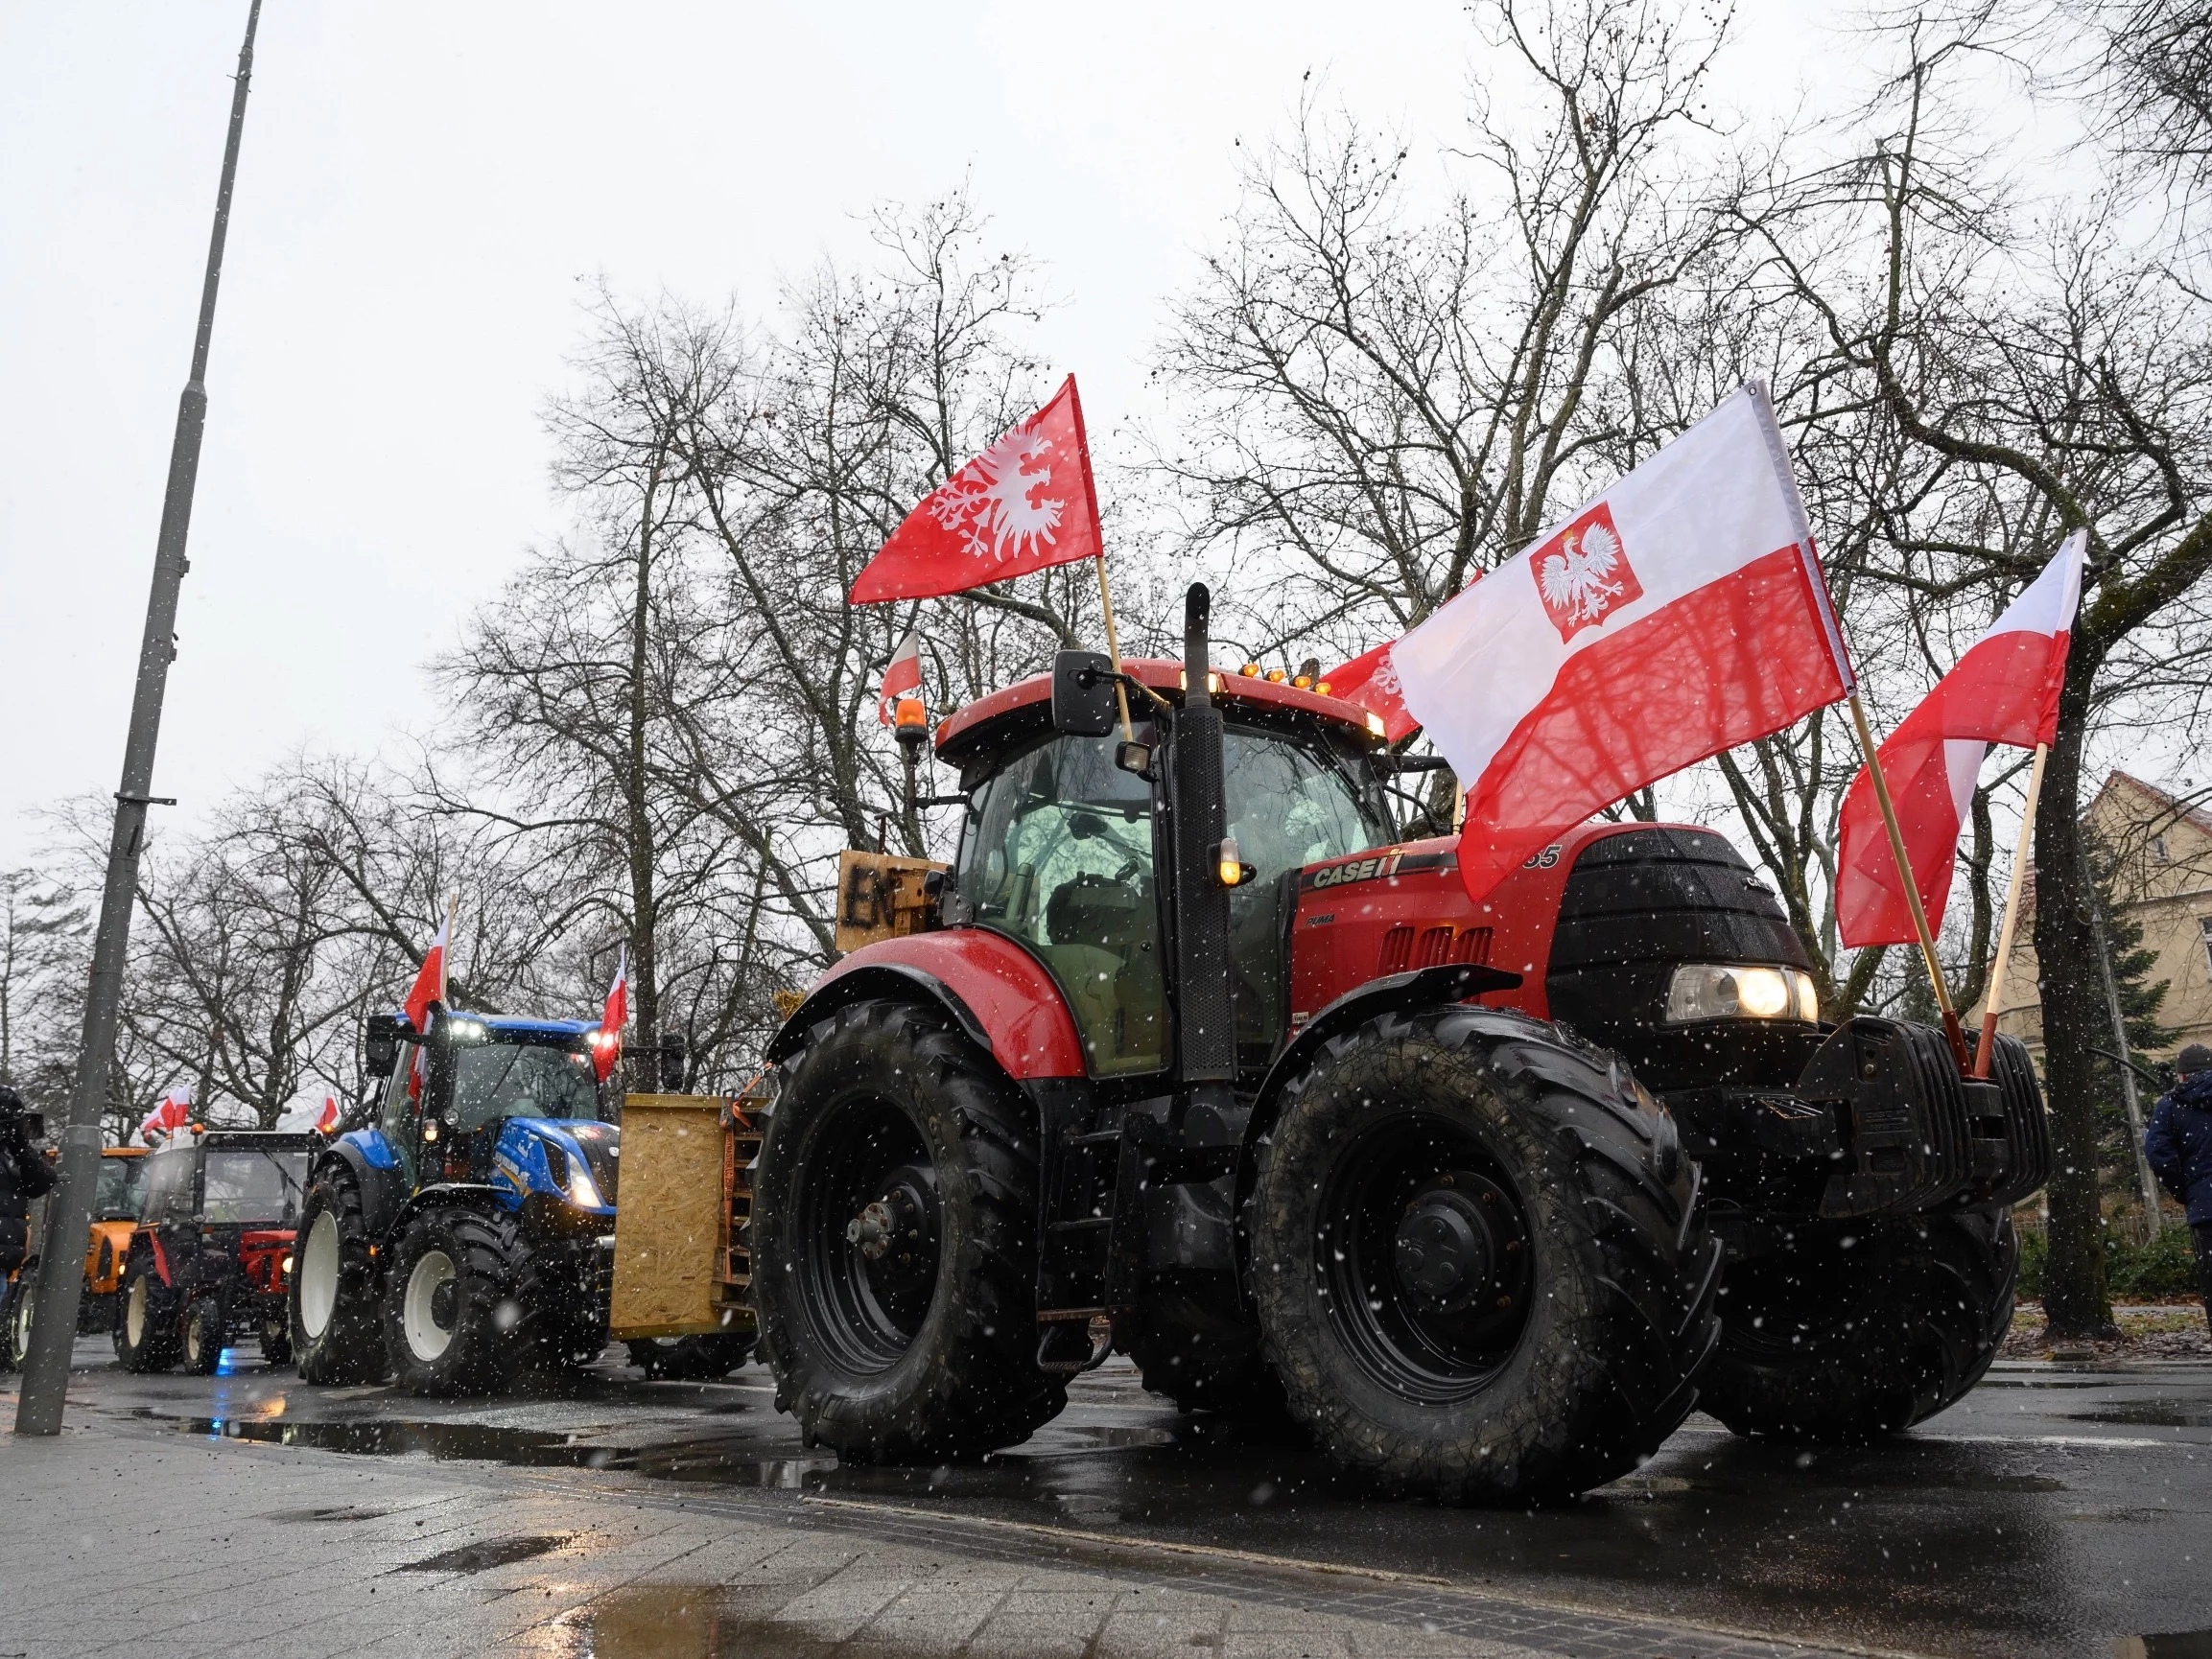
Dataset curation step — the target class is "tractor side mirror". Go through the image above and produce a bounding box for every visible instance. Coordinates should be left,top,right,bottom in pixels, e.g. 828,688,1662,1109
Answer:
1050,650,1118,737
364,1014,401,1079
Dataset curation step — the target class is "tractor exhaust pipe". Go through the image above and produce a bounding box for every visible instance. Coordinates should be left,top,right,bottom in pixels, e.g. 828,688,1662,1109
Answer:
1172,584,1237,1091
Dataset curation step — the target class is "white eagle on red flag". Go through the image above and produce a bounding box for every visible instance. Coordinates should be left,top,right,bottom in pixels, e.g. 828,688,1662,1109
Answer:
930,427,1066,565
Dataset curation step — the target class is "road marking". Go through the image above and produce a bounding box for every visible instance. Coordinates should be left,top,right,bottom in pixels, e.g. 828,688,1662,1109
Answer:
795,1493,1936,1659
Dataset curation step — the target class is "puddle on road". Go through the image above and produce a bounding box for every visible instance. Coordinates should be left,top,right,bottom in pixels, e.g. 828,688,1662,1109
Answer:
400,1533,572,1574
157,1411,631,1468
2072,1400,2212,1428
522,1584,941,1658
260,1504,395,1522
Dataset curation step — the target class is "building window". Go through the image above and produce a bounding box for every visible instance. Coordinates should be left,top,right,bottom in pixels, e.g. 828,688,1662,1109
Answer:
2153,834,2171,863
2202,915,2212,976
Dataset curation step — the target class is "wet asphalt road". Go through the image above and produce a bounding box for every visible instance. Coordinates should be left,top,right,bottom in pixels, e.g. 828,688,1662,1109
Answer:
25,1334,2212,1658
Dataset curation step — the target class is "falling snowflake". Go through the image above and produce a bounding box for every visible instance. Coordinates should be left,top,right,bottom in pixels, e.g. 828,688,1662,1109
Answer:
929,424,1065,566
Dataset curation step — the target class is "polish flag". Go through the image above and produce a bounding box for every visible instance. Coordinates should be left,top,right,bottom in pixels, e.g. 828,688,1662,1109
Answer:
402,912,449,1036
1836,532,2087,946
877,629,923,725
1322,640,1419,742
314,1096,341,1135
1392,384,1853,903
850,377,1103,604
139,1086,193,1144
594,946,628,1083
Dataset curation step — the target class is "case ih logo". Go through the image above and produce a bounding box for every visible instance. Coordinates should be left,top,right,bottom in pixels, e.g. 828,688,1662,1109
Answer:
1532,502,1641,641
1306,851,1405,891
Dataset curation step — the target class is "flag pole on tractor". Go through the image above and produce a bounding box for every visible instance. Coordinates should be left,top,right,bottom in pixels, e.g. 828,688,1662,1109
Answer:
850,375,1127,736
1974,740,2048,1077
1845,690,1972,1068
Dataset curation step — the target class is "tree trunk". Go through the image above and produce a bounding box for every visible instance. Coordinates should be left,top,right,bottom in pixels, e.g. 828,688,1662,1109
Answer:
2031,648,2117,1339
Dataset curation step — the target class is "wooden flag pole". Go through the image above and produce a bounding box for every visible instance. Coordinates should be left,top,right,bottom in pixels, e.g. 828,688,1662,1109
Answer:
1847,691,1972,1072
441,891,458,1005
1094,553,1134,742
1972,741,2048,1079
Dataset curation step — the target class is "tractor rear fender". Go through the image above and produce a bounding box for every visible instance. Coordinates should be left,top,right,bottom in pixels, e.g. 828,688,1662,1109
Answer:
765,931,1086,1080
1239,963,1521,1167
388,1182,509,1240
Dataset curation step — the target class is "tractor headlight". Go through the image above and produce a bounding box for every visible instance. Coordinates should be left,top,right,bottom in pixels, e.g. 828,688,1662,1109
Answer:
1664,965,1817,1024
566,1163,604,1210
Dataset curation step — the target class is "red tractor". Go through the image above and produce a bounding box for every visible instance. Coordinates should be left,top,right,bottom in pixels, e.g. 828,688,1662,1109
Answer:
747,587,2046,1502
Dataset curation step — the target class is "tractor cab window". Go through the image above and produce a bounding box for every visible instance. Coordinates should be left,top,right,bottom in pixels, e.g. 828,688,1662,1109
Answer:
95,1157,146,1222
1223,727,1394,1065
202,1147,307,1227
959,731,1167,1077
377,1040,422,1188
450,1041,602,1131
138,1146,196,1226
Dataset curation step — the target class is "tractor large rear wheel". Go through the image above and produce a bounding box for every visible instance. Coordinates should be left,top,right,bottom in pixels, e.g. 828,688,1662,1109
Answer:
292,1173,387,1385
1252,1006,1720,1504
751,1000,1064,1461
1700,1208,2017,1442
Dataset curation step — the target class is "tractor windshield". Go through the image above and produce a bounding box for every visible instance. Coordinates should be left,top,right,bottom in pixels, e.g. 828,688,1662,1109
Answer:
94,1156,145,1222
201,1148,308,1227
451,1041,603,1131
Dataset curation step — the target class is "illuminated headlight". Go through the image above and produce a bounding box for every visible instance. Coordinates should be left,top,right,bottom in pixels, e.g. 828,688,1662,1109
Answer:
1664,965,1817,1024
567,1163,605,1210
446,1018,487,1043
281,1254,294,1275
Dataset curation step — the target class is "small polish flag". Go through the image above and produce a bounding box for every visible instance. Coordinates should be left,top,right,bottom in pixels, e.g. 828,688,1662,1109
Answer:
878,629,923,726
139,1085,193,1145
402,912,450,1036
1321,640,1420,743
1391,383,1853,903
594,946,629,1083
315,1096,341,1136
1837,532,2087,946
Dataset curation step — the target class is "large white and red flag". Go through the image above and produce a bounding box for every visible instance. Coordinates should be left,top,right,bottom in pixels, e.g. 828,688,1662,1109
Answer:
139,1085,193,1144
594,946,629,1083
877,629,922,725
850,376,1103,604
1836,532,2087,946
1392,384,1854,902
401,911,450,1035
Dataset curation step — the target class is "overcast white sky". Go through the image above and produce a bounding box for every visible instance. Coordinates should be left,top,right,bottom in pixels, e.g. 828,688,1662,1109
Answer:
0,3,1844,870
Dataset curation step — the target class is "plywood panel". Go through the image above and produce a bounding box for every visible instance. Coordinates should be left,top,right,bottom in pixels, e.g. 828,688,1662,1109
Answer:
608,1094,729,1338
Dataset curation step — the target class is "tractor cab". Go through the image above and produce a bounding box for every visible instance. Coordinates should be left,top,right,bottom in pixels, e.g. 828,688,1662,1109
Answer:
936,659,1397,1076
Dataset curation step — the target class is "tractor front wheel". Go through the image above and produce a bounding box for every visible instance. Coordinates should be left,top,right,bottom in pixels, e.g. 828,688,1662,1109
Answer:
1252,1006,1720,1504
292,1173,387,1384
1701,1208,2017,1442
181,1297,224,1375
382,1206,517,1397
751,1000,1064,1461
113,1257,181,1373
3,1272,34,1371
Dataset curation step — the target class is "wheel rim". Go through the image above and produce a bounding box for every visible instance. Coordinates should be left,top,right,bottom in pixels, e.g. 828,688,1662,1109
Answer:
401,1248,459,1362
186,1307,206,1365
126,1274,148,1346
792,1096,940,1375
1315,1110,1534,1405
11,1284,32,1360
298,1211,341,1340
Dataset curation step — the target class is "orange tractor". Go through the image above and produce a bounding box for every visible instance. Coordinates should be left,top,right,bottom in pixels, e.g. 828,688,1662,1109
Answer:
4,1145,147,1371
709,586,2044,1502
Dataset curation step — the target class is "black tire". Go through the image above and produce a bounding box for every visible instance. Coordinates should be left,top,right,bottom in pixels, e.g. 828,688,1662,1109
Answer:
3,1273,32,1372
292,1172,388,1385
260,1313,293,1367
382,1205,519,1396
1251,1006,1721,1504
113,1255,181,1373
181,1297,224,1375
752,1000,1065,1461
1701,1208,2018,1442
512,1242,606,1374
626,1330,757,1380
1123,1288,1287,1418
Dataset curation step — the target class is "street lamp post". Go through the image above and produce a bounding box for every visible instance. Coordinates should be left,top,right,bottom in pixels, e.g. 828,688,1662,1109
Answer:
14,0,264,1436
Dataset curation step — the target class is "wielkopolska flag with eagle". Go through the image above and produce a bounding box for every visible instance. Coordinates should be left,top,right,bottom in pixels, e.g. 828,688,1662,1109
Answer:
1393,383,1854,903
850,376,1103,604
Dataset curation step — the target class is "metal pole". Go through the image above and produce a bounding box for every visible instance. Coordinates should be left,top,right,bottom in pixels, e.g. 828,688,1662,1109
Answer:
2085,870,2164,1239
14,0,262,1436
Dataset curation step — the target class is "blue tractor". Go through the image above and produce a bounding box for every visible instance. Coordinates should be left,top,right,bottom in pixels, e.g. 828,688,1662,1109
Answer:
288,1006,621,1394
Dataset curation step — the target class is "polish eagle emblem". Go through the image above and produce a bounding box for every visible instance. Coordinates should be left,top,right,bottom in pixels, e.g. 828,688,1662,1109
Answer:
1532,504,1642,640
929,424,1066,565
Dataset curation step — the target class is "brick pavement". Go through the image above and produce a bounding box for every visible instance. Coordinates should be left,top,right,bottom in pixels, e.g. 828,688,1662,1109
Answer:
0,1415,1888,1659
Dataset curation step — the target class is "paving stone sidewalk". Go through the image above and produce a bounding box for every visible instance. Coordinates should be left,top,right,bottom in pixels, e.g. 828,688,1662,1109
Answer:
0,1417,1878,1659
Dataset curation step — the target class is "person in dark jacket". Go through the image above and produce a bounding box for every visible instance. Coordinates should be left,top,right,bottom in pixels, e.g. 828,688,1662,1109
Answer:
2144,1043,2212,1335
0,1085,57,1275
